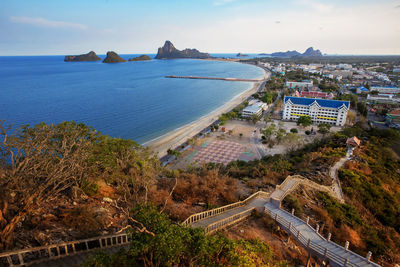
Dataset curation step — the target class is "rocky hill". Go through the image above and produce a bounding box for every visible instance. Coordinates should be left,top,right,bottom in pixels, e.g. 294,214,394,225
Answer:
155,41,211,59
302,47,322,57
271,50,301,58
64,51,101,62
103,51,126,63
270,47,323,58
128,55,152,61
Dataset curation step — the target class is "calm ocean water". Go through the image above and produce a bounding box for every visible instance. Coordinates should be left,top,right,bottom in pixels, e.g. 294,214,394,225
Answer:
0,54,264,143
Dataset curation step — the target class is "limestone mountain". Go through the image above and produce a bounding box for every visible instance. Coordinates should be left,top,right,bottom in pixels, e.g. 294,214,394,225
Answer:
64,51,101,62
103,51,127,63
302,47,323,57
155,41,211,59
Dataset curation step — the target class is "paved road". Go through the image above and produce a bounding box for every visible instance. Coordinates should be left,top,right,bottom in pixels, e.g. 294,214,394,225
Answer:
251,77,285,158
329,152,348,203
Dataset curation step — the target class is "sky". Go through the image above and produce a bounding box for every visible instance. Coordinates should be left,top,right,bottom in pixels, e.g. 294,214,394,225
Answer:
1,0,400,55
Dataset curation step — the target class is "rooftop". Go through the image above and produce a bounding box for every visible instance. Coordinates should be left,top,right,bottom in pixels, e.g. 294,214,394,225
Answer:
243,104,263,113
284,96,350,109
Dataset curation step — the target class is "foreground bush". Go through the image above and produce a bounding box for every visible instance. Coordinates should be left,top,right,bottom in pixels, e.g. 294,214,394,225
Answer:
82,205,287,267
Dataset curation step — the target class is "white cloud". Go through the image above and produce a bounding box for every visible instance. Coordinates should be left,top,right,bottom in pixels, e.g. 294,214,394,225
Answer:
296,0,333,12
9,16,88,30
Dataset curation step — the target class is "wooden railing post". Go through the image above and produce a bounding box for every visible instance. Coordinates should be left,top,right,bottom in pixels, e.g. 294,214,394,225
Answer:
327,232,331,242
17,253,24,265
291,208,295,215
344,241,349,251
315,224,320,233
306,216,310,224
6,255,13,266
344,258,349,267
366,251,372,261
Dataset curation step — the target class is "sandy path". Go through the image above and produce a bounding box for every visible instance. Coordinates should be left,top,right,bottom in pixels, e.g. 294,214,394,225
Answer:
144,68,269,157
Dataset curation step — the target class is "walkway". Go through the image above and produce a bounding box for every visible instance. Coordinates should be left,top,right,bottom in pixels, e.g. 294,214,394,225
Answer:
264,202,378,267
192,197,267,228
329,151,349,203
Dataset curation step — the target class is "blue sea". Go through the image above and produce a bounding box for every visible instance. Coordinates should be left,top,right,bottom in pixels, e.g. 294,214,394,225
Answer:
0,54,264,144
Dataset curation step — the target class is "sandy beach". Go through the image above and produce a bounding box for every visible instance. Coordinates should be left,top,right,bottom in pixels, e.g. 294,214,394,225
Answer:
144,65,270,158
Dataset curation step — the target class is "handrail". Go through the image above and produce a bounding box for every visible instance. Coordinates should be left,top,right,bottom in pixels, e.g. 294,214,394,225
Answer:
205,208,256,234
264,207,381,267
0,233,130,267
182,191,269,227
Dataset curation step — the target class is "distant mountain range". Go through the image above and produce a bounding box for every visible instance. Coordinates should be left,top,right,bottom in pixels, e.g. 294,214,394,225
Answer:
270,47,323,58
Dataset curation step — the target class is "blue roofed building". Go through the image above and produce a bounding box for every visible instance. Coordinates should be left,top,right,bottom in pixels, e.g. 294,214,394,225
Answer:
356,86,369,94
283,96,350,126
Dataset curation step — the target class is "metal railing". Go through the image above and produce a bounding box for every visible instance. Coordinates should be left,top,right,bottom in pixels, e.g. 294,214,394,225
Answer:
264,207,380,267
181,191,270,227
0,233,130,267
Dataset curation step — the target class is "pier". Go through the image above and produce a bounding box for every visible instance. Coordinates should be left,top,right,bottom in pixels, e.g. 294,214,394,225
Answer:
165,75,262,82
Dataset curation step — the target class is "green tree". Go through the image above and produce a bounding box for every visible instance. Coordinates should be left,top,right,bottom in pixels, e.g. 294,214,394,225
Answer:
251,114,261,125
297,116,313,127
83,204,282,267
318,123,331,135
275,128,287,144
261,124,276,141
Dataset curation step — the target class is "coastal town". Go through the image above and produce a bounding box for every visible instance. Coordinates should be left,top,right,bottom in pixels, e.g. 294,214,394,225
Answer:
159,57,400,169
2,0,400,266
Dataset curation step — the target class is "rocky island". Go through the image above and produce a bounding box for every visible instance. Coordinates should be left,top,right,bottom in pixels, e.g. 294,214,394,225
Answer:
128,55,152,61
64,51,101,62
103,51,127,63
236,53,248,57
155,41,211,59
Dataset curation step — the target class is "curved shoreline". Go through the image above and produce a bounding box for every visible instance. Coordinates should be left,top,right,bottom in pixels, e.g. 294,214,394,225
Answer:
144,63,269,157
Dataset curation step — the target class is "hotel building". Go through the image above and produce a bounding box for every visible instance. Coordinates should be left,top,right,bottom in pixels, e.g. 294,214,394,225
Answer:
283,96,350,126
242,101,267,118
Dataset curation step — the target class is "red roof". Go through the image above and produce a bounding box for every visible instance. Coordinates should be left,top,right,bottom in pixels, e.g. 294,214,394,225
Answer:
301,91,328,98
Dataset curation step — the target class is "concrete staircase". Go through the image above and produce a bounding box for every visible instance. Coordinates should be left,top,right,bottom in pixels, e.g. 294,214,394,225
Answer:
264,202,379,267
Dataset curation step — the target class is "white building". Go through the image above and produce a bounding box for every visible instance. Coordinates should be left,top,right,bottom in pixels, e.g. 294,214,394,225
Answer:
283,96,350,126
370,86,400,94
367,94,400,103
242,101,266,118
286,80,313,90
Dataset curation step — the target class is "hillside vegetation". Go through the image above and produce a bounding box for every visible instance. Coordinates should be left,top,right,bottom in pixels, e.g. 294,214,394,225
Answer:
1,120,400,266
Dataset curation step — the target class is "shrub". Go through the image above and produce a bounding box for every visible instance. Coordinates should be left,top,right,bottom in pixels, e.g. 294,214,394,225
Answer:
290,128,298,133
305,130,311,135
